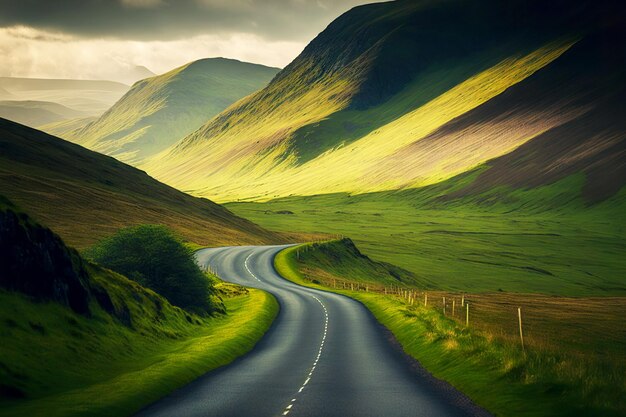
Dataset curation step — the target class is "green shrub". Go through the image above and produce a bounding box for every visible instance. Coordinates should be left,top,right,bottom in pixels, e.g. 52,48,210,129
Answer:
86,225,215,315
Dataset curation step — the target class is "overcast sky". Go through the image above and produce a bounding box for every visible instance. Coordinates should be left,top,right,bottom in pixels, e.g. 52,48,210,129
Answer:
0,0,375,83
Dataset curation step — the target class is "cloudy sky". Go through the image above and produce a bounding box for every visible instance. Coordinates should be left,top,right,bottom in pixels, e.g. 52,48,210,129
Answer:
0,0,374,83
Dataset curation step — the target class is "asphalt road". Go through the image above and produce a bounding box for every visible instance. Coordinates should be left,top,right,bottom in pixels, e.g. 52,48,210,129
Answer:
135,245,489,417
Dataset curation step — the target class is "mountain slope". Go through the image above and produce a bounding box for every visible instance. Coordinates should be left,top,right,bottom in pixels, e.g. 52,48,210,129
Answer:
144,0,625,202
0,77,128,116
0,100,90,127
65,58,279,164
117,65,156,85
0,118,282,249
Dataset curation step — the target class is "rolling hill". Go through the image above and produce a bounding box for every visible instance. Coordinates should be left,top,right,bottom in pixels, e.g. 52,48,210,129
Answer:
0,77,129,117
0,117,283,249
0,100,90,127
143,0,625,203
0,196,277,417
64,58,280,164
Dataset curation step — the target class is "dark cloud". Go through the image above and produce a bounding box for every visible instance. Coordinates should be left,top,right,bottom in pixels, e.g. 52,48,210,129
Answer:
0,0,375,41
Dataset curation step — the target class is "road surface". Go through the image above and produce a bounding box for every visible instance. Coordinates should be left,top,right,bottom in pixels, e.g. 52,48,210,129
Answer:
135,245,489,417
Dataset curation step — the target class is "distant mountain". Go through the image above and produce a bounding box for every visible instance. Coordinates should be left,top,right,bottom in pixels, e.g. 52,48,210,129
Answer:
0,86,13,99
64,58,280,164
0,100,90,127
0,118,281,249
0,77,129,116
143,0,625,203
117,65,156,85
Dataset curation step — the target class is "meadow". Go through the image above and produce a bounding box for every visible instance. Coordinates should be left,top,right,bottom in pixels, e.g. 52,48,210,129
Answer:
228,174,626,297
274,241,626,417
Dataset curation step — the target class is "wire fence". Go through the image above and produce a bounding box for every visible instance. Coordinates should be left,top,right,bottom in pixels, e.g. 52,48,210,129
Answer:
302,272,626,358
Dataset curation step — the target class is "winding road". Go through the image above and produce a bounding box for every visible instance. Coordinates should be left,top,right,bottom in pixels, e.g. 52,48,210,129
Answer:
135,245,489,417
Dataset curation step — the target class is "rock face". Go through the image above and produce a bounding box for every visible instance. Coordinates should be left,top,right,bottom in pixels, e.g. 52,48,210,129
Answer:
0,203,91,314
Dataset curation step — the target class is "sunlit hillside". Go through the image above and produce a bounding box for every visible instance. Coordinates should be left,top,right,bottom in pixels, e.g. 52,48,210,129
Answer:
144,0,624,202
64,58,279,164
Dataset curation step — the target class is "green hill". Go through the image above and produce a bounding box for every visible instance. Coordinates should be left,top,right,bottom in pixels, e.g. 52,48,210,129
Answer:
65,58,279,164
144,0,624,202
0,197,277,417
0,100,90,127
0,117,282,249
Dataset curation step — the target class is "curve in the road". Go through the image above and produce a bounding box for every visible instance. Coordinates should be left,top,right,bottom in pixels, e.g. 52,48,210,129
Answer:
134,245,491,417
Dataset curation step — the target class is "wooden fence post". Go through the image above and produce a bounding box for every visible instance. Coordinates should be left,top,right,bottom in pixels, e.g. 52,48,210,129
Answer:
424,293,428,306
443,297,446,315
518,307,525,352
466,303,469,327
452,299,455,316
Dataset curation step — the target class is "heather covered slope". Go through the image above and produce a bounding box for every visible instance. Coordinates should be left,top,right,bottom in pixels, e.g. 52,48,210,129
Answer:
145,0,625,202
65,58,279,164
0,118,282,249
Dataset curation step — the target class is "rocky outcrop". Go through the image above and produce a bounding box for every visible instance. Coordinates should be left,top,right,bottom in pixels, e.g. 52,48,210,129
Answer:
0,200,91,314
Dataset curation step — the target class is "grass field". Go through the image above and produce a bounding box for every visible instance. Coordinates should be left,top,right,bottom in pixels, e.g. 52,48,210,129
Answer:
274,241,626,417
0,273,278,417
228,174,626,297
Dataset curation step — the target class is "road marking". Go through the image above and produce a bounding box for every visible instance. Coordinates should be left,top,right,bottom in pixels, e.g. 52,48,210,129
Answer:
244,253,262,283
242,249,329,416
280,294,329,416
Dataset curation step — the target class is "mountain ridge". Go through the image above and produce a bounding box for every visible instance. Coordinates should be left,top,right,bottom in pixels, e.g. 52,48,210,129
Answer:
144,0,625,203
63,57,280,164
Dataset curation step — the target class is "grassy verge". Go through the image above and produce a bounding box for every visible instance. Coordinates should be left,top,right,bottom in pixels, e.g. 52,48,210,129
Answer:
274,241,626,417
0,273,278,417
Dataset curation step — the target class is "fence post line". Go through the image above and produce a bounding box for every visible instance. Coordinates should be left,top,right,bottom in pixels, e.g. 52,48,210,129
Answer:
518,307,525,352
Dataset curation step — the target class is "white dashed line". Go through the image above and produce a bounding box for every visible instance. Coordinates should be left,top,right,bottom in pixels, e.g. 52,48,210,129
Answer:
279,294,329,416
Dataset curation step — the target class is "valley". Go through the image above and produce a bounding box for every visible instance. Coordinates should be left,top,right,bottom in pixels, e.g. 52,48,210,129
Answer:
1,0,624,416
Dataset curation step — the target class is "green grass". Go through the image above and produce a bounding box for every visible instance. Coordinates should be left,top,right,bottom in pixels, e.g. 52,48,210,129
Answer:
274,241,626,417
0,269,278,417
229,173,626,297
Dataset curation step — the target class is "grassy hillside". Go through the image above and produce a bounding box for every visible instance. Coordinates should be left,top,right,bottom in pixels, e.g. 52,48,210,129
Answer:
39,116,98,137
65,58,279,164
0,118,284,249
288,238,425,288
144,0,624,202
0,100,89,127
0,200,278,417
275,241,626,417
0,77,128,116
228,170,626,296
